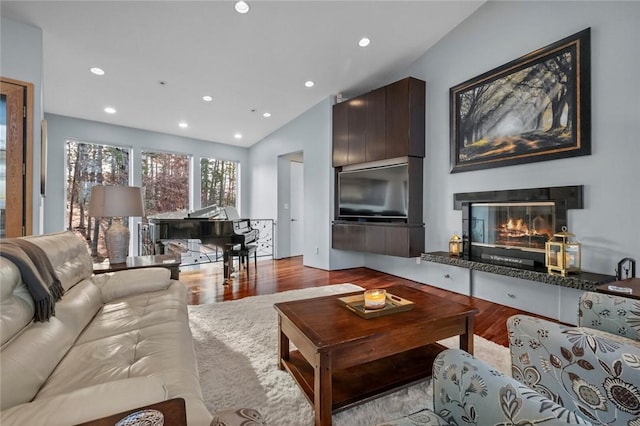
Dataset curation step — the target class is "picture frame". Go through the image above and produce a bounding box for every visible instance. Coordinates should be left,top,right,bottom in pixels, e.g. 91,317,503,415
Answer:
450,28,591,173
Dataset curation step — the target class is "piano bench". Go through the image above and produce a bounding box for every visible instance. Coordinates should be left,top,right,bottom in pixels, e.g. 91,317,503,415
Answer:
229,244,258,278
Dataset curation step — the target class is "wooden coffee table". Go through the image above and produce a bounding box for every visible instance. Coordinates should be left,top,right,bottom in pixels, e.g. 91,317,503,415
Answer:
274,285,479,426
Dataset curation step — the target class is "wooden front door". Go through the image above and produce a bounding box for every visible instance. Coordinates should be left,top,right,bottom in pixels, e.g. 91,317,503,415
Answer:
1,77,33,238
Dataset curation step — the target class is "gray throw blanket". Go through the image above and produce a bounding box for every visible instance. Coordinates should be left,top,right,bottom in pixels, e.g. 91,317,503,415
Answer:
0,239,64,322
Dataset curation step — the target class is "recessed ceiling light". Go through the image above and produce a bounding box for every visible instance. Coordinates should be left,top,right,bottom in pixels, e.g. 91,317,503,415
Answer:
90,67,105,75
202,95,213,102
358,37,370,47
235,1,250,14
234,133,243,139
304,80,315,88
263,112,271,118
104,107,116,114
179,122,188,129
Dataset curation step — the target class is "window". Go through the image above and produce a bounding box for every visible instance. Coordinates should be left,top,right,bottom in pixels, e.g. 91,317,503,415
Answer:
200,157,238,209
66,140,130,258
142,151,190,218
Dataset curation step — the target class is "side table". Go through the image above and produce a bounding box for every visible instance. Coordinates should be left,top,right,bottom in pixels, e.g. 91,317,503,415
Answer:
93,254,181,280
595,277,640,300
75,397,186,425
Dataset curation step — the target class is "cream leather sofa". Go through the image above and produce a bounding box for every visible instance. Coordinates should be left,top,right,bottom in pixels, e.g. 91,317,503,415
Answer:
0,231,213,425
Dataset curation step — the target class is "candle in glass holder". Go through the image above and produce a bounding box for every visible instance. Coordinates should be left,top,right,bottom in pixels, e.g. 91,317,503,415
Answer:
364,289,387,310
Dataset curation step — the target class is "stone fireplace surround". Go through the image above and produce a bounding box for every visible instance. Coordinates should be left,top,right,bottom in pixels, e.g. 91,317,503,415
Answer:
457,185,583,269
421,185,616,291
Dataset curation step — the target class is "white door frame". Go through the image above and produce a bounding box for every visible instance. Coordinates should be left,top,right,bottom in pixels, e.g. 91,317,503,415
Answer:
276,151,303,259
289,160,303,256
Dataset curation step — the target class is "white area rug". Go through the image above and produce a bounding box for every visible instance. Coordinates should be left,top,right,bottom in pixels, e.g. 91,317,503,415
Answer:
188,284,511,426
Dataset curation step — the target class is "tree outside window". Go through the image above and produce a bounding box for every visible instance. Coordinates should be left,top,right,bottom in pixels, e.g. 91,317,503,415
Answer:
66,140,129,259
200,158,238,209
142,151,190,218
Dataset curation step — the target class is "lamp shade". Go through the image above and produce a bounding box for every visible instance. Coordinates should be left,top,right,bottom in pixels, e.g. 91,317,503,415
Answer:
88,186,145,218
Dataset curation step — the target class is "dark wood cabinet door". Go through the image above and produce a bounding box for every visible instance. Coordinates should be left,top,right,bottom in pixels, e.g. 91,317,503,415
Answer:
385,77,425,159
385,79,410,159
365,225,386,255
385,226,409,257
332,102,349,167
407,78,426,158
366,87,386,162
333,223,424,258
384,225,424,258
347,97,366,165
333,77,424,166
332,223,366,251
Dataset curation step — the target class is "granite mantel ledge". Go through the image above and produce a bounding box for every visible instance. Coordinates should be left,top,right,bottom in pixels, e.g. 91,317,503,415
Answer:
421,252,616,291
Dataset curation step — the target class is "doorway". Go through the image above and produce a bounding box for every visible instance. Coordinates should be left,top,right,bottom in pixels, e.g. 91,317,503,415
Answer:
289,160,303,256
276,151,304,259
1,77,34,238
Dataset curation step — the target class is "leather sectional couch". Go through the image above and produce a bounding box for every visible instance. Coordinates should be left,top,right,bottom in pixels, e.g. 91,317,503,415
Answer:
0,231,213,425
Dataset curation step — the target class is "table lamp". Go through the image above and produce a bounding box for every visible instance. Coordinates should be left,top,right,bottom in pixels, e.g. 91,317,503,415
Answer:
88,185,144,264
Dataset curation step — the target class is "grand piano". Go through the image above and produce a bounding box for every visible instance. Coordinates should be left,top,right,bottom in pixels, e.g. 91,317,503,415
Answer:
148,206,259,280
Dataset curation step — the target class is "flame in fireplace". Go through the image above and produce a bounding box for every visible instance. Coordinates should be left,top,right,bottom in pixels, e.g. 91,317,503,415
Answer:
506,218,528,233
501,216,550,238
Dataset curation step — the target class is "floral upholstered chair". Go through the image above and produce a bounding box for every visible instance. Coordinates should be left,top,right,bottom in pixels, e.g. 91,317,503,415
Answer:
578,291,640,342
507,314,640,425
379,348,588,426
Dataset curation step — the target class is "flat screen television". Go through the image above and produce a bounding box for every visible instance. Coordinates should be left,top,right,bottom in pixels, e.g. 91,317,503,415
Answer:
338,163,408,220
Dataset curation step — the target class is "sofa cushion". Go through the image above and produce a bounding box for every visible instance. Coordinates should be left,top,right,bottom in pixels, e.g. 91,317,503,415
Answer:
27,231,93,292
75,281,188,344
0,257,101,411
34,282,211,424
37,320,197,398
0,258,35,346
92,267,172,303
52,278,104,340
1,314,78,409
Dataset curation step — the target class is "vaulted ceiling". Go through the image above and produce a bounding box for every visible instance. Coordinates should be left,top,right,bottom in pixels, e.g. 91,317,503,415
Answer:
1,1,483,147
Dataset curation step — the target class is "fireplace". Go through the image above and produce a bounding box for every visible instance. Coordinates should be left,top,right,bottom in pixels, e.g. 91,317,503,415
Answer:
455,186,583,269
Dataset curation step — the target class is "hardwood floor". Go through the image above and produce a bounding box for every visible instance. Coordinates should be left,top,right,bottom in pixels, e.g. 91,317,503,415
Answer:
179,256,553,347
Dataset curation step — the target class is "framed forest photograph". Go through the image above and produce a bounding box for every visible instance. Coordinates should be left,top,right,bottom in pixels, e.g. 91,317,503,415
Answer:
450,28,591,173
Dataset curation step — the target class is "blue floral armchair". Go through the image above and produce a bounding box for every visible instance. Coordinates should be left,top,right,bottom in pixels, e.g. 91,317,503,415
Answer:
379,348,588,425
578,291,640,341
507,314,640,425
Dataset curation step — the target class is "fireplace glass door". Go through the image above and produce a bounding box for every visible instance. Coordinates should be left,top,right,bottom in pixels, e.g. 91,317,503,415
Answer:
471,202,555,252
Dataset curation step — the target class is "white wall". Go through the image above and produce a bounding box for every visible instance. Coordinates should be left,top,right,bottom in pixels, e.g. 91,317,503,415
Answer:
43,113,249,234
248,98,364,270
1,17,44,233
363,1,640,319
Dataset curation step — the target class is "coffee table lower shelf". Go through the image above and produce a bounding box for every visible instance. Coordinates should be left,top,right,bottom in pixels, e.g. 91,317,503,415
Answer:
281,343,445,412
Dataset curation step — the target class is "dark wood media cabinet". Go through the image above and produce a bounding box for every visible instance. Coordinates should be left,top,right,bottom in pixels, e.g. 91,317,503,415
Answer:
332,221,425,258
332,77,426,258
332,77,425,167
